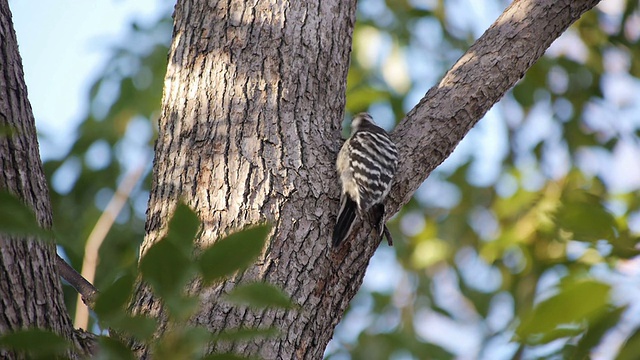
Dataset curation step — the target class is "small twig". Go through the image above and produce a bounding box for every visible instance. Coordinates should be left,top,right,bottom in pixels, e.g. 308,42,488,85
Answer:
56,255,98,307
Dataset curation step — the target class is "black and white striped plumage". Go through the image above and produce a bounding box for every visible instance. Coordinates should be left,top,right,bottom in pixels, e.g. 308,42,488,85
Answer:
333,113,398,247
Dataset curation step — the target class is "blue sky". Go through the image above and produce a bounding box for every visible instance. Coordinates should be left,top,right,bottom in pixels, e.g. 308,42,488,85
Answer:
10,0,167,160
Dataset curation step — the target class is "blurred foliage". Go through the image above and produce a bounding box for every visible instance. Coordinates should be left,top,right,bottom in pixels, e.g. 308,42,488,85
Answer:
19,0,640,359
0,191,54,240
0,329,71,359
0,204,285,359
43,15,174,327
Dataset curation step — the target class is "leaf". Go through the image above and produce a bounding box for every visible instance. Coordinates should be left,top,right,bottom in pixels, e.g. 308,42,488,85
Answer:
0,191,52,240
571,306,625,360
96,336,136,360
555,190,616,242
106,315,158,341
94,273,135,317
165,202,201,252
608,230,640,259
0,329,70,357
139,239,194,300
617,327,640,360
139,202,201,302
198,224,271,284
224,282,295,309
530,326,585,346
153,326,210,359
163,294,200,322
517,280,610,343
0,124,17,137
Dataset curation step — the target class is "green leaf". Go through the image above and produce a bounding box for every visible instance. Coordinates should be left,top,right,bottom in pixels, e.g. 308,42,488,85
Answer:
618,327,640,360
96,336,136,360
608,230,640,259
139,202,201,303
0,191,52,240
555,190,616,242
530,326,585,346
225,282,295,309
571,306,625,360
153,326,210,359
140,239,195,300
94,273,135,317
164,294,200,322
517,280,610,343
0,124,17,137
165,202,201,252
198,224,271,284
0,329,70,357
106,315,158,341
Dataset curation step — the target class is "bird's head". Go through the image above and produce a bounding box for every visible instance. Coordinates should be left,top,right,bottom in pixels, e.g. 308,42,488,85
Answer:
350,112,375,134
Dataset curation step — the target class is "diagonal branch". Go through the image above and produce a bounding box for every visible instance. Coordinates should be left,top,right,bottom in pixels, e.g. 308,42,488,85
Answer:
56,255,98,307
129,0,605,358
388,0,601,213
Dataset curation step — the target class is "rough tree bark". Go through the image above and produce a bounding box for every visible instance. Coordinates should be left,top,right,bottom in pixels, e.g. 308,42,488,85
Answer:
130,0,601,359
0,1,94,358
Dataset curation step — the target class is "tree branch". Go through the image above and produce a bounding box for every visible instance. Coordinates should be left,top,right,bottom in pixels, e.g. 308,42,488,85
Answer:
56,255,98,308
129,0,604,358
388,0,602,213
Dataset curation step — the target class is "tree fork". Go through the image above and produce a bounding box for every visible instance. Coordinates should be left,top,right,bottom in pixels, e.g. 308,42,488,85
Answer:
130,0,601,359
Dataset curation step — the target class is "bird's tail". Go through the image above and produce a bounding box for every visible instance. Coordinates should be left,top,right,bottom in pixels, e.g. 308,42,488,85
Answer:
333,196,357,247
370,203,385,239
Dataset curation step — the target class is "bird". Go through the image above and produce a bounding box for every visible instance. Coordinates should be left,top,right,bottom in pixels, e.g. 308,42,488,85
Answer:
333,112,398,247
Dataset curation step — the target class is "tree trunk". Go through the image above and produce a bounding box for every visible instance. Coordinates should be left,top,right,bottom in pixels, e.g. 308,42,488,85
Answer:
131,0,358,358
131,0,601,358
0,0,602,358
127,0,603,358
0,0,94,358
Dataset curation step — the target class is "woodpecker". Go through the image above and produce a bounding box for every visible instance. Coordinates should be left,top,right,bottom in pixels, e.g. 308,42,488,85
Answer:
333,112,398,247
